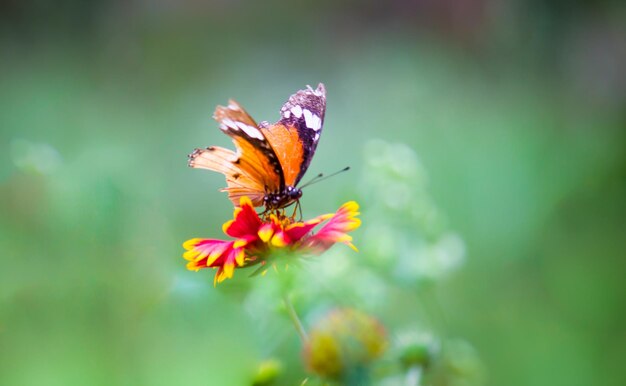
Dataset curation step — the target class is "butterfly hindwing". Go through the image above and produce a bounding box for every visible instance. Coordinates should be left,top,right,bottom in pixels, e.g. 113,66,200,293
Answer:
259,123,304,189
188,146,266,206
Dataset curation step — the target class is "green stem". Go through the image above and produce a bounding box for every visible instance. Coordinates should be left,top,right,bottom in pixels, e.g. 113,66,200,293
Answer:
405,365,422,386
282,294,308,343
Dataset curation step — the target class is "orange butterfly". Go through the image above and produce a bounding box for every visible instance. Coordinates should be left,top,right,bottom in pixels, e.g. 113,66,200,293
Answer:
188,84,326,210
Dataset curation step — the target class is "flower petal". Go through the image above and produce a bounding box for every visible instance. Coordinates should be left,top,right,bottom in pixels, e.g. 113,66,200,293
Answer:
271,231,290,248
234,248,246,266
223,196,263,238
302,201,361,254
183,238,236,270
283,215,330,242
258,223,276,243
213,246,246,285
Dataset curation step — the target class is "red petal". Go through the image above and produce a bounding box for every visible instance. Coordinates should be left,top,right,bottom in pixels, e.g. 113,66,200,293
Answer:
283,216,327,242
223,197,263,238
300,201,361,254
183,238,236,270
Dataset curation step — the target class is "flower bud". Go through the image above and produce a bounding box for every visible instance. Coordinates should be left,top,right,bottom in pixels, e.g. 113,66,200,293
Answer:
251,359,283,386
395,333,437,369
302,308,387,381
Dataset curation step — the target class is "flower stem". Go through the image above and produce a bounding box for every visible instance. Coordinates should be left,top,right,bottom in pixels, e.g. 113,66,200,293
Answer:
405,365,422,386
282,294,308,343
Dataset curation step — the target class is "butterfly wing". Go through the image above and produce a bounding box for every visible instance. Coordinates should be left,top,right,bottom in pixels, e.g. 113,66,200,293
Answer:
188,146,265,206
188,100,284,207
214,100,285,192
261,83,326,187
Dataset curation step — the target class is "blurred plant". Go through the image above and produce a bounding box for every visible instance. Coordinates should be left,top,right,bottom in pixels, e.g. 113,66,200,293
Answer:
359,139,466,284
428,340,486,386
285,140,468,316
10,138,62,175
378,333,485,386
251,359,283,386
302,308,387,385
385,331,439,386
396,332,438,371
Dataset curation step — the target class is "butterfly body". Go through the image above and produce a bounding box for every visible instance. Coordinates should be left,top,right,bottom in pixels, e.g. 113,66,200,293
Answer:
264,186,303,210
189,84,326,210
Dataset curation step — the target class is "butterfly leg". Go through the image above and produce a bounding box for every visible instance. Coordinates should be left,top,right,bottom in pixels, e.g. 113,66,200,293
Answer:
259,207,274,222
291,200,302,221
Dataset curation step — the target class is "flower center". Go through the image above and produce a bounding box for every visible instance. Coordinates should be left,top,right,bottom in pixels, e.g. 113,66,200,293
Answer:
261,210,296,227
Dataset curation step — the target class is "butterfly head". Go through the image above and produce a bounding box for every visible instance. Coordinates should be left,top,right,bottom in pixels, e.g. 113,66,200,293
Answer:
264,186,302,210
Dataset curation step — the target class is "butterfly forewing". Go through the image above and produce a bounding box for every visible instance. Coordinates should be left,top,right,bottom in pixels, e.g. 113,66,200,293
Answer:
188,100,283,206
213,101,284,193
272,83,326,186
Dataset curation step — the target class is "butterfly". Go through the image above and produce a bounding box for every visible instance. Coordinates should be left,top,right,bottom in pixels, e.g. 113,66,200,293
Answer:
188,83,326,210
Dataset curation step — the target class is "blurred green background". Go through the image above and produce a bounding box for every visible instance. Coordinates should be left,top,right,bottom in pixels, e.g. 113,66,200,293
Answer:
1,1,625,385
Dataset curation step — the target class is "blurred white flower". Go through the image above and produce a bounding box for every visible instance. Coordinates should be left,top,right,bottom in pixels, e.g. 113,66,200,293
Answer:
415,233,466,280
11,138,62,174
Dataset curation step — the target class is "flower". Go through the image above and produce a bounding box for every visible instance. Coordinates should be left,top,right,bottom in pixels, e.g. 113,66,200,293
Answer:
183,197,361,285
303,308,388,381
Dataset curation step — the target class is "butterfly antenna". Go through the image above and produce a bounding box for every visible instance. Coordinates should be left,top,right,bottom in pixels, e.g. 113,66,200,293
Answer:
300,166,350,189
299,172,324,188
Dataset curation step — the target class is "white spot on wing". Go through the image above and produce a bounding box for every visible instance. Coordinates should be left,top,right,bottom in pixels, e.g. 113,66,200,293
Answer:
303,109,322,131
303,109,314,129
291,105,303,118
236,121,249,131
283,110,291,119
222,118,237,129
312,114,322,131
239,123,264,140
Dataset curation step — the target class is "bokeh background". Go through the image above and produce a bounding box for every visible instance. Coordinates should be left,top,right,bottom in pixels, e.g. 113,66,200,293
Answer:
1,1,625,385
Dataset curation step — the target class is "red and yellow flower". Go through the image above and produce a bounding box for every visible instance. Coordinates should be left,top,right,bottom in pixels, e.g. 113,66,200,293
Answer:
183,197,361,285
